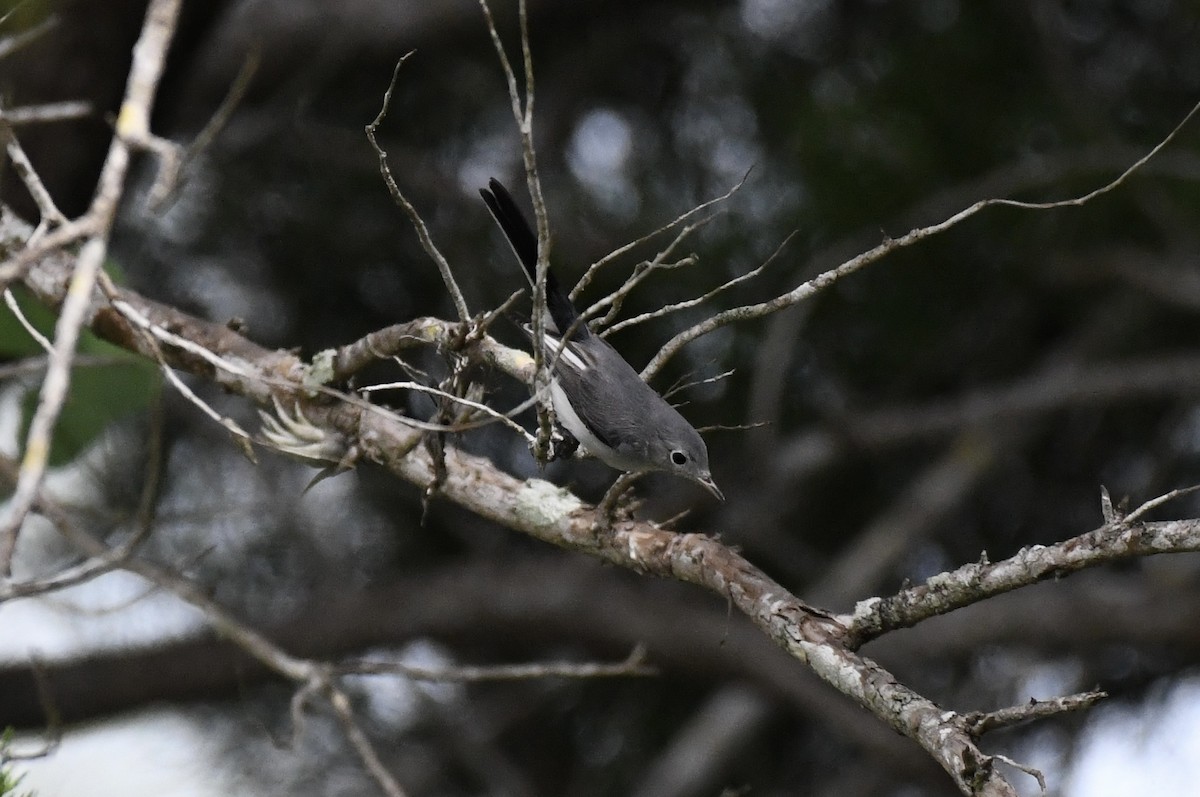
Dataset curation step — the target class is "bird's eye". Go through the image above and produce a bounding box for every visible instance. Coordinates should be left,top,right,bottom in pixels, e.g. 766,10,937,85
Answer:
671,450,687,466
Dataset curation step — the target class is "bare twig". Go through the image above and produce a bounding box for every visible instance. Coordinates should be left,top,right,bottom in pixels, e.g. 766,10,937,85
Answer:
162,363,256,457
965,690,1108,736
662,368,735,401
0,114,68,235
186,52,258,164
571,169,751,300
641,97,1200,382
0,216,94,288
0,0,183,576
993,100,1200,212
149,52,260,212
991,754,1047,796
365,53,470,323
326,685,409,797
1121,483,1200,523
114,281,527,446
604,230,793,339
338,646,654,682
479,0,556,462
594,471,645,530
583,215,716,331
361,380,537,445
847,515,1200,645
327,296,528,384
109,296,252,378
588,254,698,332
695,421,766,434
0,548,132,602
0,411,162,603
0,12,57,61
0,659,61,760
0,353,130,381
5,458,409,797
0,101,91,127
3,288,53,352
106,289,259,458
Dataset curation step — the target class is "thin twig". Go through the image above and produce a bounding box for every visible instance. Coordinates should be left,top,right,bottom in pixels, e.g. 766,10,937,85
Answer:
0,237,116,574
327,686,410,797
964,690,1107,736
0,353,130,381
696,421,766,434
847,514,1200,644
114,284,537,444
2,659,61,760
662,368,735,400
110,296,251,378
158,362,255,451
588,255,697,331
478,0,555,462
0,216,94,289
594,471,645,530
365,52,470,323
0,12,57,61
580,205,717,331
5,459,409,796
3,288,53,352
991,754,1048,796
186,51,259,164
605,231,794,338
361,380,536,445
1122,483,1200,524
1,108,68,234
338,646,654,682
338,373,548,436
0,0,184,576
0,412,163,603
572,169,751,300
0,101,91,126
150,51,259,212
640,97,1200,382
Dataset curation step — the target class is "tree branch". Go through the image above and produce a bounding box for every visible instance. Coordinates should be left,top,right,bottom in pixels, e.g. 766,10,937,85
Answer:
847,516,1200,646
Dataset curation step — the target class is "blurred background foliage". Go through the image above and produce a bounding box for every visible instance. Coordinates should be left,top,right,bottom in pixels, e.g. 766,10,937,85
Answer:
2,1,1200,795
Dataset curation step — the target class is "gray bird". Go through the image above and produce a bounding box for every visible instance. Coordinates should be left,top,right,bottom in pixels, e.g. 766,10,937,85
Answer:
480,179,723,500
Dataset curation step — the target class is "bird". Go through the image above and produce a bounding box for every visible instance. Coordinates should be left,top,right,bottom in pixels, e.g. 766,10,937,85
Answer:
480,178,723,500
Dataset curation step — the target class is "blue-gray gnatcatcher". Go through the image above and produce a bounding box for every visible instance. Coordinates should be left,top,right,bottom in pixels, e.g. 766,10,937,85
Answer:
480,179,723,500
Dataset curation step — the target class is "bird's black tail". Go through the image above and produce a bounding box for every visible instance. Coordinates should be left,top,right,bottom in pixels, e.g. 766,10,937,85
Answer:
480,178,584,337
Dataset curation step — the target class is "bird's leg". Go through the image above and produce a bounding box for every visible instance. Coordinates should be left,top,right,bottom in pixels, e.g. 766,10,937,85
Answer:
547,423,580,462
592,472,644,533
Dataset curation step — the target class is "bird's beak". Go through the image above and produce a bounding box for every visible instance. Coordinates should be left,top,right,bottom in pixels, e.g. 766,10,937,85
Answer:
697,474,725,502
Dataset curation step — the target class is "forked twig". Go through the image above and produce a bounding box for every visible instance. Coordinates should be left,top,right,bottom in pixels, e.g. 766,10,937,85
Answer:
366,52,470,323
662,368,735,401
1122,483,1200,524
640,98,1200,382
604,231,795,338
478,0,555,460
571,169,751,300
1,111,68,234
360,380,537,445
0,0,184,576
582,214,717,330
